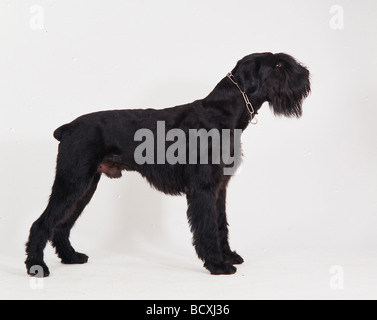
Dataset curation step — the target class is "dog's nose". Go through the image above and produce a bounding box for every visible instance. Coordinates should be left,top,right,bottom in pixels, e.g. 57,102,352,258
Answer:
275,62,283,68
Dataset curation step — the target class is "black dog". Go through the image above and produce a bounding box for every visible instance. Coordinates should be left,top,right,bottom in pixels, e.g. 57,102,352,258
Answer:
25,52,310,277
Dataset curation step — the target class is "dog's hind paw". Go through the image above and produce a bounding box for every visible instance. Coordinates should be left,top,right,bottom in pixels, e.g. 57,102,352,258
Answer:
204,261,237,275
224,251,244,265
61,252,89,264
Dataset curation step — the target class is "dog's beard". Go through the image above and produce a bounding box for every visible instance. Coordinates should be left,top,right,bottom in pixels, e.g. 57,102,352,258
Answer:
269,86,308,118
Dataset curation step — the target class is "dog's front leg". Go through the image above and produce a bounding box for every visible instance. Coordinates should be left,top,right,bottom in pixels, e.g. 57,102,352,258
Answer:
186,186,237,275
216,180,244,265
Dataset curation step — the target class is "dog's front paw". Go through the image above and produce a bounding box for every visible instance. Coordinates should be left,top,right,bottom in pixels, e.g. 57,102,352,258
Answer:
224,251,244,265
61,252,88,264
25,260,50,277
204,261,237,275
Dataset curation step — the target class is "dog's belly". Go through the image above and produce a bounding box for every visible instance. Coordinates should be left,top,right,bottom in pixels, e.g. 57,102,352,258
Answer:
97,154,186,195
136,164,187,196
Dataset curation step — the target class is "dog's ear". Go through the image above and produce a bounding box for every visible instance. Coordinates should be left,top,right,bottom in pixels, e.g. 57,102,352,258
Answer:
231,57,260,94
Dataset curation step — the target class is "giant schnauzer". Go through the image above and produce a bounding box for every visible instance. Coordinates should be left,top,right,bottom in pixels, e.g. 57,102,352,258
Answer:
25,52,310,277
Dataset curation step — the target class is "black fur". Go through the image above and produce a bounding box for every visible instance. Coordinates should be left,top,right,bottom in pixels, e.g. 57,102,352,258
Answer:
25,52,310,277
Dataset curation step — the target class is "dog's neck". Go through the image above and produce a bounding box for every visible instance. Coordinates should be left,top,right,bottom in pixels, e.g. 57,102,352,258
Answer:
203,77,264,131
226,72,257,121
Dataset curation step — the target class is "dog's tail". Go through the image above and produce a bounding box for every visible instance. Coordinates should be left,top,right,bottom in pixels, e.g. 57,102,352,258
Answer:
53,123,71,141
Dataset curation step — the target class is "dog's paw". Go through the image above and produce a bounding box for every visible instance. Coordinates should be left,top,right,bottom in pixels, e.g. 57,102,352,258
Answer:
204,261,237,275
61,252,89,264
26,260,50,277
224,251,244,265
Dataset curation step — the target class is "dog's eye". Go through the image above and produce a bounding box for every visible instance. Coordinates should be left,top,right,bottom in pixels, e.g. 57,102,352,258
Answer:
275,62,283,68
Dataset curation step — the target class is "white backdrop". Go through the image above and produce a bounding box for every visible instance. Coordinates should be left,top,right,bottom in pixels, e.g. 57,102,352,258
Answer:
1,0,377,299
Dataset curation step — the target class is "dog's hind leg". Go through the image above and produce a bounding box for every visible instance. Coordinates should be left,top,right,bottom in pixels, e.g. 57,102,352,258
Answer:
25,139,102,277
186,182,237,275
216,179,244,265
51,172,101,264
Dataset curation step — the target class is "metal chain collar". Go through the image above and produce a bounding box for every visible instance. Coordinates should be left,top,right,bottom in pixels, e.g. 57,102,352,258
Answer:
227,72,258,125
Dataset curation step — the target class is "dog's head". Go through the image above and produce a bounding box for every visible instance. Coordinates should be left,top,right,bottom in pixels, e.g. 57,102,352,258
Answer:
232,52,310,117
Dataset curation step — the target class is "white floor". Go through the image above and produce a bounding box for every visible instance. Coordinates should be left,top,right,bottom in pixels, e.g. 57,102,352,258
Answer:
1,246,376,300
